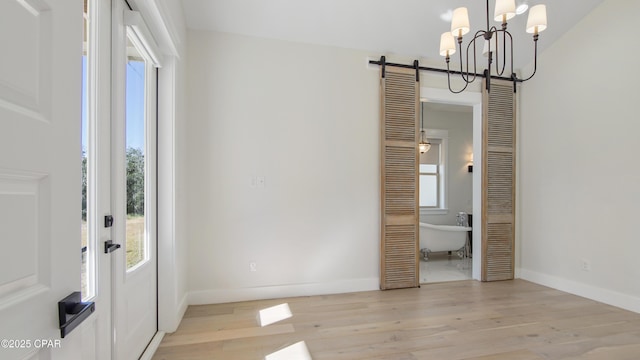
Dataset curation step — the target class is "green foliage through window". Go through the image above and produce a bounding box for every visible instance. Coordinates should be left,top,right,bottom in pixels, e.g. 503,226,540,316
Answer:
126,147,145,216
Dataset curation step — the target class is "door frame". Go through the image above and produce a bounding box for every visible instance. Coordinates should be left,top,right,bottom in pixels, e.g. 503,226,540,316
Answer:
118,0,187,338
420,87,482,280
84,0,115,358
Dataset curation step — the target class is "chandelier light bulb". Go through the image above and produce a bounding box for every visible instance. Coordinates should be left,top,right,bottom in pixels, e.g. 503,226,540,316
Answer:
494,0,516,22
451,7,470,38
526,4,547,34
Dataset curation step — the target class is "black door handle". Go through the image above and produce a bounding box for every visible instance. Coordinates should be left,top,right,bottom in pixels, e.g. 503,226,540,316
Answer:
58,292,95,338
104,240,121,254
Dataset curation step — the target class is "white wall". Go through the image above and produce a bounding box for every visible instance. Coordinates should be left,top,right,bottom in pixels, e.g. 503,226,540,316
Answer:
519,0,640,313
186,31,381,303
420,106,473,225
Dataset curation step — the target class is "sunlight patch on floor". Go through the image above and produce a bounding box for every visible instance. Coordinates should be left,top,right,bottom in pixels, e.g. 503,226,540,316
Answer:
265,341,312,360
259,303,292,327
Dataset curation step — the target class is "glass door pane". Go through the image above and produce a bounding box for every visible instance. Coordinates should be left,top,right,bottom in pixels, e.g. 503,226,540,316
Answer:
81,0,94,299
125,37,147,270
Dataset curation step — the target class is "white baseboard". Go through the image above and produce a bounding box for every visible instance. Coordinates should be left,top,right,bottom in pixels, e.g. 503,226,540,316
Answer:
139,331,165,360
188,278,380,305
518,268,640,314
176,292,188,323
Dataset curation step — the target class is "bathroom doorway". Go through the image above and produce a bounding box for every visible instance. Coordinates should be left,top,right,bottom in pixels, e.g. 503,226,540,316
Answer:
418,87,482,284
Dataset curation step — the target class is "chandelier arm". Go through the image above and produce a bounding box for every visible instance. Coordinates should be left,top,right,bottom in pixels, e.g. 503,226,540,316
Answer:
484,26,500,76
464,37,476,83
520,34,539,82
462,31,486,84
509,31,514,78
495,29,512,77
457,39,475,84
446,59,470,94
457,40,468,83
499,30,507,76
493,34,501,76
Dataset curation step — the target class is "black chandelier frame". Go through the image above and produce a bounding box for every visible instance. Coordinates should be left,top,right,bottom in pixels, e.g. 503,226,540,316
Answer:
444,0,539,93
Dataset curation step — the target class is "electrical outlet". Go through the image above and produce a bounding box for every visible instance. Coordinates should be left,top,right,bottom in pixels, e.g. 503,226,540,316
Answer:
256,176,265,188
581,259,591,272
249,262,257,272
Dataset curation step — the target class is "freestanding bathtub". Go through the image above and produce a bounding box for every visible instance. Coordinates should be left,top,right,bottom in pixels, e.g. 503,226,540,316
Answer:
419,222,471,260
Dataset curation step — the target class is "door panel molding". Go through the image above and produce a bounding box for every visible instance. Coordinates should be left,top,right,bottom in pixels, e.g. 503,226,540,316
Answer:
0,172,49,303
0,0,52,122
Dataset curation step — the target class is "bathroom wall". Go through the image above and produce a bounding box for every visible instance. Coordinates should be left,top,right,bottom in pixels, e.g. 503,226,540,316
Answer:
518,0,640,313
420,105,473,226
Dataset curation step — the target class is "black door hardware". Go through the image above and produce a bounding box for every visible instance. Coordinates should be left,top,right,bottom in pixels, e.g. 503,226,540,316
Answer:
104,240,121,254
58,292,95,338
104,215,114,228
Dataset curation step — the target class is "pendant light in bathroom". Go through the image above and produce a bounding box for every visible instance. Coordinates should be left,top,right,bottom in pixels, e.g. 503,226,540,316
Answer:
418,106,431,154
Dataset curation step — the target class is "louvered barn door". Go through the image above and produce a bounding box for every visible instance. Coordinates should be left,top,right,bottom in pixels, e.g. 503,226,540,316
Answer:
482,79,516,281
380,66,420,290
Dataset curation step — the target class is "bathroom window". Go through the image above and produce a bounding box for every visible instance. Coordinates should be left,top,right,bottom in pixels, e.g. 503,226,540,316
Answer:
420,130,448,214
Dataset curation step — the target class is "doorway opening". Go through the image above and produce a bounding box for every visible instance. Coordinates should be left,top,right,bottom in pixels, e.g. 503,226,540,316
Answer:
418,87,482,283
419,102,473,283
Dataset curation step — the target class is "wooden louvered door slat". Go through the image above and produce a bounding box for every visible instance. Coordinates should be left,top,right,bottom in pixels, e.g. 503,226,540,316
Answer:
380,67,419,290
482,80,516,281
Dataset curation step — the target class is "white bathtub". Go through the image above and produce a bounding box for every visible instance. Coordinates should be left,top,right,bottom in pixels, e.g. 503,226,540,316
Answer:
419,222,471,260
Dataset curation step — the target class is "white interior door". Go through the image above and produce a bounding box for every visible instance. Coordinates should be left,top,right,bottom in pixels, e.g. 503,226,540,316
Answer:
112,0,159,358
0,0,104,359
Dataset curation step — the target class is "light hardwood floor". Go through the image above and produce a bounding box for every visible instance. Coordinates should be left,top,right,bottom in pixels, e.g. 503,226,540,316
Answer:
153,280,640,359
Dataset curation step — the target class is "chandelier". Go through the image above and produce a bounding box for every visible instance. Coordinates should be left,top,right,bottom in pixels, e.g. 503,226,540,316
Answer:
438,0,547,93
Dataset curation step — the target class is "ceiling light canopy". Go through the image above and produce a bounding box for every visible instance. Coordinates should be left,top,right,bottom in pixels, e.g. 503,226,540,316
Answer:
439,0,547,93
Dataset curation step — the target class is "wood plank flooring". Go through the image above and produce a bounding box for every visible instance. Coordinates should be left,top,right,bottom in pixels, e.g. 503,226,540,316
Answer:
152,280,640,359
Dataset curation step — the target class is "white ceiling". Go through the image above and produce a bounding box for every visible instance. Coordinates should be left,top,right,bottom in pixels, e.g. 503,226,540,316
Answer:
181,0,604,69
